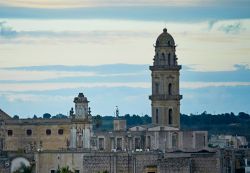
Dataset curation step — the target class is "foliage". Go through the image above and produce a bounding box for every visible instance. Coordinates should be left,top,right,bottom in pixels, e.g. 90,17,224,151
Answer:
93,114,102,128
56,166,74,173
13,115,19,119
13,163,33,173
43,113,51,119
97,171,109,173
52,113,68,119
94,112,250,141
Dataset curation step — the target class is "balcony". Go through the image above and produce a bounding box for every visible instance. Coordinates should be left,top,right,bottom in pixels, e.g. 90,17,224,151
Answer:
149,94,182,101
149,65,181,71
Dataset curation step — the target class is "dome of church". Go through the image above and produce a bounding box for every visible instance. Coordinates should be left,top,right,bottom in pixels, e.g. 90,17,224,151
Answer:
155,28,175,47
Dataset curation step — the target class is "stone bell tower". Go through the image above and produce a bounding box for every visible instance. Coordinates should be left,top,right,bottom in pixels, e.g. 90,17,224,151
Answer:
73,93,89,119
149,28,182,128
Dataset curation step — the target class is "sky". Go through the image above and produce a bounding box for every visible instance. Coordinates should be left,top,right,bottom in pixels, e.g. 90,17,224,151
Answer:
0,0,250,117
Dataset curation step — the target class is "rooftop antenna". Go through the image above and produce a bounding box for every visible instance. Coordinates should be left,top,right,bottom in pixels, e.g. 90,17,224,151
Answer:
115,106,119,118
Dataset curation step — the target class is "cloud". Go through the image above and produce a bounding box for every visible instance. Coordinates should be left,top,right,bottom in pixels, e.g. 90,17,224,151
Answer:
218,22,244,34
0,92,73,102
182,82,250,89
0,82,150,92
0,21,17,37
0,69,96,81
0,0,226,8
0,68,147,81
0,81,250,92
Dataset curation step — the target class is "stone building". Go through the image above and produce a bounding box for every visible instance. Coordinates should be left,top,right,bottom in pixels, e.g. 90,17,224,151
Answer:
150,28,182,128
0,93,92,152
1,28,248,173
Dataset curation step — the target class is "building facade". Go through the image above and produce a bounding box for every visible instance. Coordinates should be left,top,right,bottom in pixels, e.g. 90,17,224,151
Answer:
1,93,92,152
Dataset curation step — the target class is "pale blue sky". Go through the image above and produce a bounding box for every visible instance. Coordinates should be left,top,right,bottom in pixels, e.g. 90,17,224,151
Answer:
0,0,250,117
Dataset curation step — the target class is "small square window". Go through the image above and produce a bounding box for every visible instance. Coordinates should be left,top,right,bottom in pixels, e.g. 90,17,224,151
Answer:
58,129,64,135
46,129,51,135
50,170,55,173
75,170,80,173
26,129,32,136
7,130,13,136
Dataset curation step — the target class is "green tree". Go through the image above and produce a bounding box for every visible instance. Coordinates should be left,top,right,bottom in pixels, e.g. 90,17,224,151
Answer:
43,113,51,119
13,163,33,173
93,115,102,128
97,171,109,173
13,115,19,119
56,166,73,173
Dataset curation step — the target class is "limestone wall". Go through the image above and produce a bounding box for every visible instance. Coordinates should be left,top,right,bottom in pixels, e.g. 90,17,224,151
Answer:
35,151,220,173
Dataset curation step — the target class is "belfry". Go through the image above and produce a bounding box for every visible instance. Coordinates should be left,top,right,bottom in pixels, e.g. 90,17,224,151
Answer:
149,28,182,128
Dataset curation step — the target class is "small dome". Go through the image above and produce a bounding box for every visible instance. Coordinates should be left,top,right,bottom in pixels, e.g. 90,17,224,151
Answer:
155,28,175,47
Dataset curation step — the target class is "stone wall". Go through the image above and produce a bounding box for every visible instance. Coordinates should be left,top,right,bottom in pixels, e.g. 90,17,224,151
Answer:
191,154,220,173
158,158,190,173
2,119,92,151
35,151,220,173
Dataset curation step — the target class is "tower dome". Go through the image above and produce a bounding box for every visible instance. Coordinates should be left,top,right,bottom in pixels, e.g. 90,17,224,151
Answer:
155,28,175,47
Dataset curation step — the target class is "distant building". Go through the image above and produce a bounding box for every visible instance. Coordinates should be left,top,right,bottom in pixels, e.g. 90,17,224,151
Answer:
209,135,248,148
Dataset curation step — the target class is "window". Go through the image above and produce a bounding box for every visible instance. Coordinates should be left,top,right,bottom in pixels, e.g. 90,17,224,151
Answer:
168,83,172,95
26,129,32,136
147,136,151,149
162,53,165,59
46,129,51,135
169,109,173,125
117,138,122,150
156,108,159,124
155,83,159,94
58,129,64,135
98,138,104,150
135,138,140,149
172,133,178,148
168,53,171,65
7,130,13,136
50,170,56,173
75,171,80,173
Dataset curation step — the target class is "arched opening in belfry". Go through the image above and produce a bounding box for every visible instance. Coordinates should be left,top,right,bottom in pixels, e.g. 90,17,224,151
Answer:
169,108,173,125
168,83,172,95
156,108,159,124
162,53,165,59
155,83,159,94
168,53,171,65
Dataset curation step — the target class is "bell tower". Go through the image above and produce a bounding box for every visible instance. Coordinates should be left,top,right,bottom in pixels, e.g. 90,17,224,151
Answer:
149,28,182,128
73,93,89,119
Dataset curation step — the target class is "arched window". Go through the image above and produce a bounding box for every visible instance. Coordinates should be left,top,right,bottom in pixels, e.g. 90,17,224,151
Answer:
162,53,165,59
169,109,173,125
155,83,159,94
168,41,171,46
168,53,171,65
156,108,159,124
168,83,172,95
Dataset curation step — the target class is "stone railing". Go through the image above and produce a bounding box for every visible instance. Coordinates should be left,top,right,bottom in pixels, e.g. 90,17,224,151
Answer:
149,94,182,100
149,65,182,71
